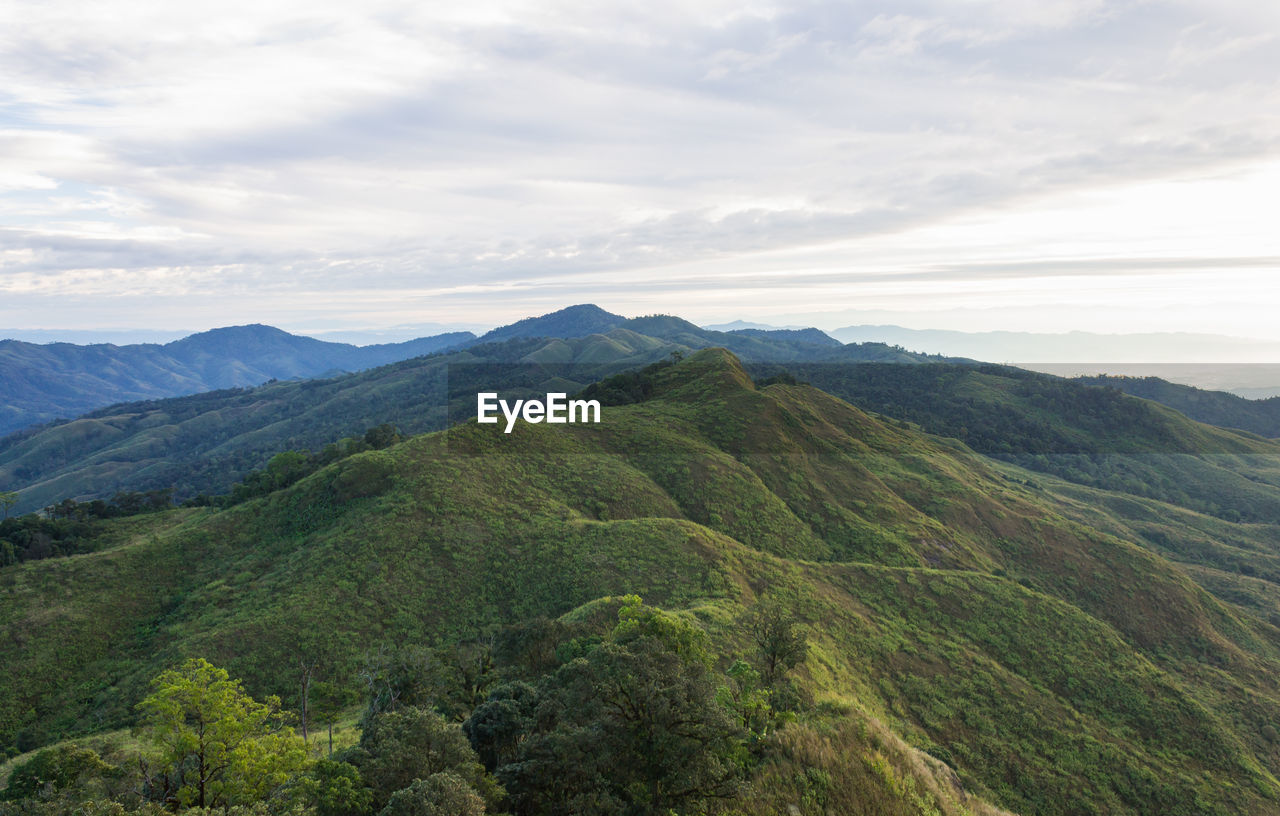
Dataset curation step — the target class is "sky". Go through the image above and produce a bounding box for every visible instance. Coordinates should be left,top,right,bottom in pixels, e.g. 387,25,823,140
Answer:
2,0,1279,342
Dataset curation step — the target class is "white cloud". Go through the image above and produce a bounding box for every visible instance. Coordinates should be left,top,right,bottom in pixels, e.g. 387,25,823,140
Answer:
0,0,1278,337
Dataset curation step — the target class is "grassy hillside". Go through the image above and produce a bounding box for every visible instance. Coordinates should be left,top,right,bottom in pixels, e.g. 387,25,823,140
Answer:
5,349,1280,815
1077,374,1280,438
752,361,1280,523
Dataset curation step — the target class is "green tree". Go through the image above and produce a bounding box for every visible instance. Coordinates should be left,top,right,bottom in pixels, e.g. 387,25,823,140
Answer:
0,491,17,520
716,660,776,742
740,596,808,686
136,658,309,809
0,743,116,802
463,682,539,771
298,758,374,816
378,771,485,816
359,646,436,719
502,634,744,816
352,707,495,809
309,681,361,757
613,594,710,663
363,423,402,450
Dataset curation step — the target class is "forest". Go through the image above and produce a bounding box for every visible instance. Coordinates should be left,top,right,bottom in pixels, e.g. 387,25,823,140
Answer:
5,348,1280,815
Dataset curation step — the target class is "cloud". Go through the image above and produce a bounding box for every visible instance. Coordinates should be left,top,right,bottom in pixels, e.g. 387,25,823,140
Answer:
1,0,1279,335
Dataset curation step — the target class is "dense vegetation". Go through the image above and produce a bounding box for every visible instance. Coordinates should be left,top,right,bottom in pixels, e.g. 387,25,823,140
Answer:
0,597,989,815
1077,374,1280,438
6,349,1280,815
0,490,176,566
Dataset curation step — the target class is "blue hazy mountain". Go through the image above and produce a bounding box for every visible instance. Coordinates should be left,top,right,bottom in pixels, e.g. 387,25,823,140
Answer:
0,325,474,436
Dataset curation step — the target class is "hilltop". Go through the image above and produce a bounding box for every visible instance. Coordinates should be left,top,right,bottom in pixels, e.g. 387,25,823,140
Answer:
5,349,1280,815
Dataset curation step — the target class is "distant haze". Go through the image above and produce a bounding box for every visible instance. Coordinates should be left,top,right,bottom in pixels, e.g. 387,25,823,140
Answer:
826,324,1280,396
827,326,1280,365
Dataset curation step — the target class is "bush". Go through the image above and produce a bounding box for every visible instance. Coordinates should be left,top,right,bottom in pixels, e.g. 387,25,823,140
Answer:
378,772,484,816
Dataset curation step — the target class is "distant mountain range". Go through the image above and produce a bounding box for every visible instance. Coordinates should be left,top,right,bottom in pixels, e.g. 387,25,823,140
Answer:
0,306,954,514
1033,363,1280,399
0,306,940,439
9,303,1280,518
11,312,1280,443
701,319,810,331
0,325,476,437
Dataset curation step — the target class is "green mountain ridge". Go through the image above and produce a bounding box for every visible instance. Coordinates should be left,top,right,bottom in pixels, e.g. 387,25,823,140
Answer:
1076,374,1280,438
0,332,689,515
748,361,1280,523
6,349,1280,815
0,322,943,516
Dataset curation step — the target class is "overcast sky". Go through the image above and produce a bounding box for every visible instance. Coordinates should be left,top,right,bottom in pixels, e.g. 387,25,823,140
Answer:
2,0,1279,341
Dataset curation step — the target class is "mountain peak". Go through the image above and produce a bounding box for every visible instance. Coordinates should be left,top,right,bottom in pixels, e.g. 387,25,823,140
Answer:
164,324,296,346
666,347,757,396
476,304,626,344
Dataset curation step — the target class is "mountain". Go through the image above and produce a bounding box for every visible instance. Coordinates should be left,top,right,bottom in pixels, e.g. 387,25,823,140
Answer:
0,331,685,515
725,327,841,347
0,329,191,344
473,304,626,344
701,319,809,331
619,314,924,363
1030,363,1280,399
0,315,947,515
829,325,1280,364
477,307,850,361
747,361,1280,523
1074,375,1280,438
0,326,475,437
6,349,1280,815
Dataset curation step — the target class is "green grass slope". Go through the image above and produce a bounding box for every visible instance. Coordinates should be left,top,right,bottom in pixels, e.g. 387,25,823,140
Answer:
5,350,1280,814
753,361,1280,523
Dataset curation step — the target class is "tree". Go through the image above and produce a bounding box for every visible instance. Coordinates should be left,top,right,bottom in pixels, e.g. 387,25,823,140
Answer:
352,707,494,809
359,645,436,719
463,682,539,771
0,490,18,520
502,635,744,816
298,758,374,816
433,634,499,719
378,771,485,816
613,594,711,663
363,423,402,450
310,681,362,757
740,597,808,687
0,743,116,802
135,658,309,809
